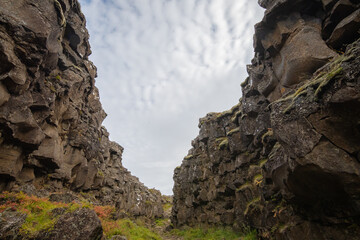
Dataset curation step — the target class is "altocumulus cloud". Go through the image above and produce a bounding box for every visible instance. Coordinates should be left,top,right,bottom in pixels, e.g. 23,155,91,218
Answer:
78,0,264,195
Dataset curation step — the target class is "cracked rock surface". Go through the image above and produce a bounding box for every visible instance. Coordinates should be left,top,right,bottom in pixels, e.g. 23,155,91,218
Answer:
0,0,163,219
172,0,360,239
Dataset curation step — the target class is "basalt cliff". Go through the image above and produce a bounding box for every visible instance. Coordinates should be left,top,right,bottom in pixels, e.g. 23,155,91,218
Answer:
172,0,360,239
0,0,163,221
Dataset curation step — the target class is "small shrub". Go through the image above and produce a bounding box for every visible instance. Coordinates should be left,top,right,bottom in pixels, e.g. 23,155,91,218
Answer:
93,205,114,219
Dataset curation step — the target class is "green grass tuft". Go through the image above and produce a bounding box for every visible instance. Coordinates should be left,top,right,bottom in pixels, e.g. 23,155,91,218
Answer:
227,127,240,136
244,197,261,215
218,138,229,150
102,218,162,239
171,226,247,240
237,182,252,192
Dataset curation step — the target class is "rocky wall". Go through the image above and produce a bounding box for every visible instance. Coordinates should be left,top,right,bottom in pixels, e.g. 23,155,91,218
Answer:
172,0,360,238
0,0,163,218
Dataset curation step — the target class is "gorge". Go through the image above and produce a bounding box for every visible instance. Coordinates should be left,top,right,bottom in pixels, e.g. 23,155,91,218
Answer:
0,0,360,239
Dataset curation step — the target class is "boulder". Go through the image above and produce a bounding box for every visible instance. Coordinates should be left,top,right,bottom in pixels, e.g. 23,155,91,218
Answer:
39,208,103,240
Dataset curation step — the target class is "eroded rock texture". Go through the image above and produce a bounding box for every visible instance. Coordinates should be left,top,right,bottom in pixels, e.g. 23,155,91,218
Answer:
172,0,360,239
0,0,162,218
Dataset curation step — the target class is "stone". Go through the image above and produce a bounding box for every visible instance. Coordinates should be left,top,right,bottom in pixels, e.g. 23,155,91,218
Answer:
17,167,35,183
307,103,360,154
286,141,360,211
32,138,63,169
0,209,27,240
49,192,79,204
327,9,360,49
272,25,337,88
0,83,10,106
0,145,23,178
271,110,322,158
39,208,103,240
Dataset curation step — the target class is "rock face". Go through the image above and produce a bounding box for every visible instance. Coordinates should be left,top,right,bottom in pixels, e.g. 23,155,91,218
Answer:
172,0,360,239
0,0,162,218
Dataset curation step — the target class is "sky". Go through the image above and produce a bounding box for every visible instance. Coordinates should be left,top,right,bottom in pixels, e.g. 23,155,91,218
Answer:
78,0,264,195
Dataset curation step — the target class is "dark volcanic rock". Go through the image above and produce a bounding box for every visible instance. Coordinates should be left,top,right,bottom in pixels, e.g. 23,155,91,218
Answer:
0,0,162,219
0,209,26,240
172,0,360,239
49,192,79,204
38,208,102,240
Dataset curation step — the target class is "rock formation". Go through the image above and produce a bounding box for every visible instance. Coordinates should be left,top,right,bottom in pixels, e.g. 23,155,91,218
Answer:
172,0,360,239
0,0,162,218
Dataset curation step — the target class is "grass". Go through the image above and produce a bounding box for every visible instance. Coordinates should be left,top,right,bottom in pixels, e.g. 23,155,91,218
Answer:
261,128,273,144
237,182,252,192
155,218,168,227
163,203,172,211
216,102,241,119
227,127,240,136
0,192,162,240
0,192,70,237
102,218,162,239
0,192,258,240
273,53,353,114
242,229,258,240
244,197,261,215
253,174,263,186
231,110,242,123
184,154,193,160
54,0,66,27
218,138,229,150
171,226,257,240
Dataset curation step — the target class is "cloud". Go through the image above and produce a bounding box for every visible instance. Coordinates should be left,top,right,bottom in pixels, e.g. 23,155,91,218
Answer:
79,0,264,195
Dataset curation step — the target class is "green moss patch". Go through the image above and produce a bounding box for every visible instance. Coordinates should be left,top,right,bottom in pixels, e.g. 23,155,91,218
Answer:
171,226,256,240
0,192,163,239
102,218,162,239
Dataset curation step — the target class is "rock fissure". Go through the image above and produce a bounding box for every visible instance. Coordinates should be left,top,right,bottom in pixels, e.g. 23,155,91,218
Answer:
0,0,360,239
